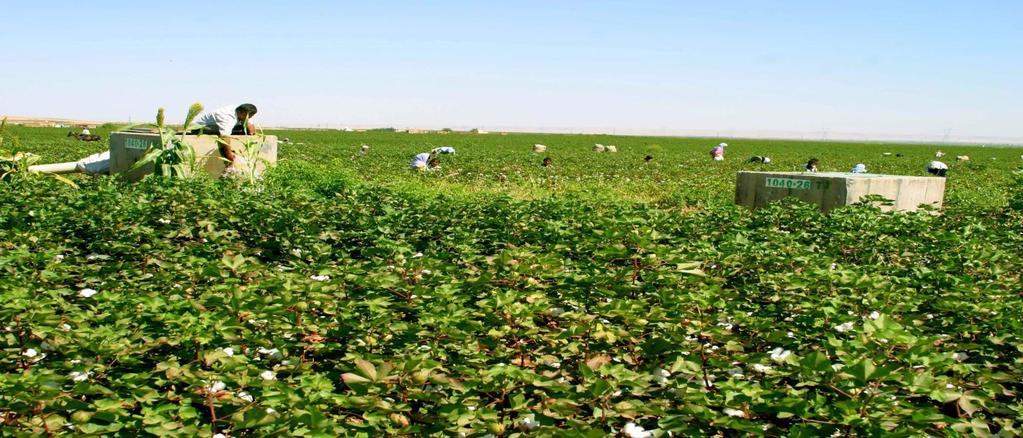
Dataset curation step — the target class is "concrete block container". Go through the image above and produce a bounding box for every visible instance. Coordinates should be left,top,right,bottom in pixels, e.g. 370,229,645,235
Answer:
109,130,277,181
735,171,945,212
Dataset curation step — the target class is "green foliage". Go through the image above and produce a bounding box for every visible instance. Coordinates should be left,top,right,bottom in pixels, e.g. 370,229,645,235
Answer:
131,104,204,179
2,127,1023,436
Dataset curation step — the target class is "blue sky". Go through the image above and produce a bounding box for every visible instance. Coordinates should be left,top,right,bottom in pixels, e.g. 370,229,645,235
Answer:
2,1,1020,141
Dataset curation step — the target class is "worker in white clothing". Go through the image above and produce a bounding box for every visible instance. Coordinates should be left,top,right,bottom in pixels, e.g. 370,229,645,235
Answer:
926,161,948,177
410,152,440,171
188,103,259,165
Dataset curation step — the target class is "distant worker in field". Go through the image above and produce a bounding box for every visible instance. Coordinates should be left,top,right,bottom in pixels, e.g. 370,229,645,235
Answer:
189,103,258,164
542,157,552,167
80,126,91,135
748,156,771,164
926,160,948,177
710,143,726,161
644,155,653,163
410,152,440,171
431,146,456,155
851,163,867,173
805,158,819,172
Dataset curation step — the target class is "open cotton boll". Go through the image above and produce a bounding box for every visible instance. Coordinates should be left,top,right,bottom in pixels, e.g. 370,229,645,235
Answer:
834,322,855,333
622,422,653,438
724,408,747,418
769,348,792,363
518,414,540,430
69,371,91,382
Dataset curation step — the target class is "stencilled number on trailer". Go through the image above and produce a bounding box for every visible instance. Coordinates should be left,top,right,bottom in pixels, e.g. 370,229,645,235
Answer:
125,138,153,150
765,178,813,189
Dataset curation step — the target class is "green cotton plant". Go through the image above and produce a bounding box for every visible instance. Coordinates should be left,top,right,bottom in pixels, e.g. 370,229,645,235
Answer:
225,127,274,185
4,126,1023,436
1,118,79,188
129,103,203,178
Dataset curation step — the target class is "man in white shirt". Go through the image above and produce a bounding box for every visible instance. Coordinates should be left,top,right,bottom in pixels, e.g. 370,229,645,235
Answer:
189,103,258,163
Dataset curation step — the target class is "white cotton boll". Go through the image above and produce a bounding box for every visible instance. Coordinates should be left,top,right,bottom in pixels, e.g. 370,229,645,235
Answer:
869,311,881,319
260,370,276,380
86,254,101,261
207,381,226,392
952,352,969,362
421,269,432,275
257,347,283,360
728,367,744,378
60,323,72,332
54,254,65,261
413,252,423,258
79,288,99,298
213,434,226,438
157,218,171,225
69,371,91,382
723,408,746,418
23,348,38,358
834,322,854,333
519,414,540,430
652,368,671,384
222,347,234,357
752,364,773,373
769,348,792,363
265,408,277,415
237,391,254,402
310,274,330,282
622,422,653,438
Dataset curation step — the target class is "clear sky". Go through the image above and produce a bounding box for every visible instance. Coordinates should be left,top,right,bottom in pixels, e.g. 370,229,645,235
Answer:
2,1,1021,141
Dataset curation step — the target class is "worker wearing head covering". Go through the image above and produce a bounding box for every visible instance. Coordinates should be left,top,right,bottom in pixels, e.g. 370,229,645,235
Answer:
710,143,726,161
850,163,867,173
926,161,948,177
805,158,819,172
410,152,440,170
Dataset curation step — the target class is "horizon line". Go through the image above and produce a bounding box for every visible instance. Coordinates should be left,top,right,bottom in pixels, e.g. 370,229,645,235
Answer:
4,114,1021,147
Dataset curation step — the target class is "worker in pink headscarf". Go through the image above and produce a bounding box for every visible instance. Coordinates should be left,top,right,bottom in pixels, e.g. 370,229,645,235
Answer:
710,143,726,161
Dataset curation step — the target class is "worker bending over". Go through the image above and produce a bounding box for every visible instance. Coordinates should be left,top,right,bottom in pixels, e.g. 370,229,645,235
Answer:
189,103,259,165
926,161,948,177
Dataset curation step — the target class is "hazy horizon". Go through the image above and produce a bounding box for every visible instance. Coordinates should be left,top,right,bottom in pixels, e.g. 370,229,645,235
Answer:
2,1,1021,144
